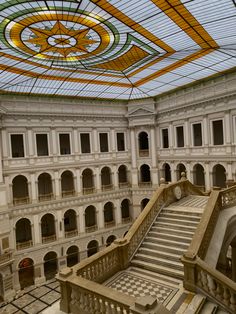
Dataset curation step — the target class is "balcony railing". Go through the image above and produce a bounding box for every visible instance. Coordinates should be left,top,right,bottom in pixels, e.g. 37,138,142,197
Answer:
119,182,130,189
42,234,57,243
83,187,95,195
0,251,13,265
101,184,113,191
13,196,30,206
16,240,33,250
105,220,116,228
38,193,54,202
138,181,152,188
62,190,75,198
65,229,78,238
85,225,98,233
122,217,131,224
139,149,149,157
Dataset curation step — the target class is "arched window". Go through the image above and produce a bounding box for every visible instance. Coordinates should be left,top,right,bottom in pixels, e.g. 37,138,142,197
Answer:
12,175,29,205
138,132,149,156
106,235,116,247
82,168,94,194
85,206,97,233
15,218,32,250
176,163,186,180
193,164,205,190
121,199,131,223
41,214,56,243
66,246,79,267
139,164,151,186
118,165,129,188
163,163,171,183
101,167,113,190
141,198,150,211
213,164,226,188
64,209,78,238
61,170,75,197
87,240,99,257
38,173,53,201
104,202,115,228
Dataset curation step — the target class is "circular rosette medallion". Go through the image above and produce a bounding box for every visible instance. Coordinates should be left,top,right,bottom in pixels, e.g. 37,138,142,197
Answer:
2,4,118,65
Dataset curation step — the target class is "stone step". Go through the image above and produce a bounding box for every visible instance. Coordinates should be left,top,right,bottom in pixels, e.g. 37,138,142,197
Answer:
171,195,208,208
138,247,181,263
159,211,201,222
182,294,206,314
134,253,184,271
142,240,187,254
128,266,181,287
153,221,196,232
163,207,203,216
146,232,192,245
131,258,184,279
200,301,218,314
150,226,194,238
157,216,199,227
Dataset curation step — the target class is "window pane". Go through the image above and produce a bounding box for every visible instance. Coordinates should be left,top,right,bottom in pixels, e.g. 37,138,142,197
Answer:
162,129,169,148
176,126,184,147
117,133,125,151
99,133,108,152
213,120,223,145
11,134,24,157
36,134,48,156
59,134,71,155
193,124,202,146
80,133,90,153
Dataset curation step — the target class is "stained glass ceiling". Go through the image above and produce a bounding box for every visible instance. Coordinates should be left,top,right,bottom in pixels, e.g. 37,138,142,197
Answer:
0,0,235,100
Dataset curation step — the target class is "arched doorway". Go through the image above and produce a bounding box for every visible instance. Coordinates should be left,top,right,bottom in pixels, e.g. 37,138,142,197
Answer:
141,198,150,211
85,205,97,232
15,218,32,250
12,175,29,205
138,132,149,156
139,164,151,185
44,252,58,280
163,163,171,183
82,168,94,194
213,164,226,188
104,202,115,228
118,165,128,187
106,235,116,247
177,163,186,180
193,164,205,189
87,240,99,257
61,170,75,197
18,258,34,289
38,172,53,201
66,246,79,267
64,209,78,238
121,199,131,223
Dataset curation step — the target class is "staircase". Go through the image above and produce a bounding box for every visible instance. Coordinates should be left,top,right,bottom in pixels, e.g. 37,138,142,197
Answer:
131,195,209,279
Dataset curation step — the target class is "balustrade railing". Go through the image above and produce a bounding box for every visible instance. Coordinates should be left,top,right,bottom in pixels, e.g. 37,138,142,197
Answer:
42,234,57,243
16,240,33,250
65,230,78,238
85,225,98,233
82,187,95,195
57,179,204,314
139,149,149,157
101,184,113,191
220,185,236,209
122,217,132,224
119,182,130,188
62,190,75,198
138,181,152,188
38,193,54,202
13,196,30,206
0,251,13,265
105,220,116,228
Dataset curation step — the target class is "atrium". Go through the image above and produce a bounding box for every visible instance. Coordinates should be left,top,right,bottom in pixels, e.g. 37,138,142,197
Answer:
0,0,236,313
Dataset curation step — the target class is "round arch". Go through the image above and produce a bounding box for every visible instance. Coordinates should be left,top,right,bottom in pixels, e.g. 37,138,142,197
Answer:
66,246,79,267
44,251,58,280
106,235,116,247
18,258,34,289
87,240,99,257
213,164,226,188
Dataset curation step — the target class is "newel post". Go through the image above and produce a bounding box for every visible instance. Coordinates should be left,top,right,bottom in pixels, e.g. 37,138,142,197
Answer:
114,238,129,269
56,267,73,313
181,252,197,292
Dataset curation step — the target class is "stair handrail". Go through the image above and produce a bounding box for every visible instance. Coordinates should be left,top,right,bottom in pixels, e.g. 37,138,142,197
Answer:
57,180,204,313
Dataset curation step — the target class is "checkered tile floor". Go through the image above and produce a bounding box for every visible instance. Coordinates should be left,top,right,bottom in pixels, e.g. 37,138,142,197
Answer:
106,270,178,306
0,279,60,314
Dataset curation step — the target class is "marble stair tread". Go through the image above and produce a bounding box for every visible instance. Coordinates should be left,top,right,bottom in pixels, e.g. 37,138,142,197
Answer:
151,225,195,236
128,266,182,287
157,217,200,227
142,240,187,254
146,233,192,245
133,253,184,270
170,195,209,208
138,247,182,261
159,212,201,221
154,221,197,232
182,294,206,313
200,301,218,314
164,206,204,214
131,259,184,279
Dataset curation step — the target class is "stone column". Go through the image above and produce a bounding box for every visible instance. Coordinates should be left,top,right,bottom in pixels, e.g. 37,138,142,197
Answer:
203,116,209,155
150,127,158,186
92,128,98,154
227,162,233,180
112,167,118,189
225,111,231,153
79,208,85,234
73,128,79,158
0,135,4,183
231,243,236,282
130,128,137,168
1,128,8,160
27,128,34,158
56,211,63,239
110,128,116,152
33,215,41,244
51,128,58,161
115,199,121,225
54,171,60,199
95,167,101,192
186,162,192,182
75,169,82,195
30,173,37,203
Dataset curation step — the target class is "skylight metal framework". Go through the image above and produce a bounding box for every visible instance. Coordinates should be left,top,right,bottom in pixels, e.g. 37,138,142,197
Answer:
0,0,235,100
